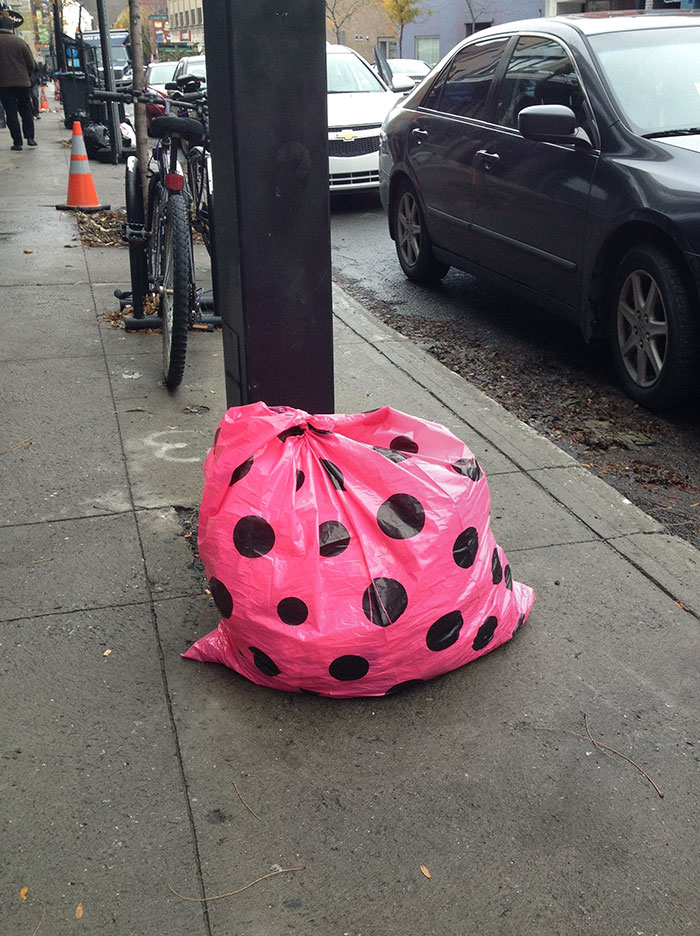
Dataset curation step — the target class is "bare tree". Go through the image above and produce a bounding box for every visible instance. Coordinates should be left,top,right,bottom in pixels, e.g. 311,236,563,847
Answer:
464,0,498,34
326,0,368,43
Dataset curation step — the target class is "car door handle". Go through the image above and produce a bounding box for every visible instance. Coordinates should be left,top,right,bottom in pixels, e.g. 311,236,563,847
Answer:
411,128,429,140
476,149,500,168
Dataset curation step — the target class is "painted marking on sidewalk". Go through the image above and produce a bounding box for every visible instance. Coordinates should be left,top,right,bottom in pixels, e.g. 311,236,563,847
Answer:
143,429,202,463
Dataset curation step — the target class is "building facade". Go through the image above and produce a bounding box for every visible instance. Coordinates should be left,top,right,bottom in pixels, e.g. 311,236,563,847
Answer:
400,0,541,65
332,0,698,71
326,2,397,60
166,0,204,51
327,0,541,67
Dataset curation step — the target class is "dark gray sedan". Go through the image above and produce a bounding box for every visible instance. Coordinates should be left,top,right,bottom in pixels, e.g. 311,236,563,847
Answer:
379,13,700,411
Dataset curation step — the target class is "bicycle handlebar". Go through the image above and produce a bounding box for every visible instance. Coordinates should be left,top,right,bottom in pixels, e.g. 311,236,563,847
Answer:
91,88,162,106
170,90,208,103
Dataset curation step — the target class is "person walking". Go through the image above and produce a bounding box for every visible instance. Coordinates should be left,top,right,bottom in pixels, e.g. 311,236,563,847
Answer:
0,11,37,150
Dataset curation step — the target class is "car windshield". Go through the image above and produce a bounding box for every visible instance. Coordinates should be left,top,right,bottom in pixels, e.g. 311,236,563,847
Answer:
148,63,177,83
328,52,387,93
589,26,700,136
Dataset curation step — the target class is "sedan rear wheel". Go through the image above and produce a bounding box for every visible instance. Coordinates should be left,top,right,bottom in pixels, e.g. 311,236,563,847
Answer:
393,181,449,284
610,244,700,411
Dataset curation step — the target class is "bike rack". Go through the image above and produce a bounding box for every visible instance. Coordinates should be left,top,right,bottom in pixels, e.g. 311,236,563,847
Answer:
112,288,221,331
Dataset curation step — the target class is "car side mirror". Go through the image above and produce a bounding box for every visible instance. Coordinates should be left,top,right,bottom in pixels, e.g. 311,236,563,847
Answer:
392,74,415,93
518,104,591,147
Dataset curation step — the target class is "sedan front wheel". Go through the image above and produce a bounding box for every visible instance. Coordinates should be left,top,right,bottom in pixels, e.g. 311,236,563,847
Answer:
393,181,449,284
610,245,700,411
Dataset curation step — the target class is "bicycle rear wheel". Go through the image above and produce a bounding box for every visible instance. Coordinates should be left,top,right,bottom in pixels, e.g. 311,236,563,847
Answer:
125,156,148,317
160,193,192,390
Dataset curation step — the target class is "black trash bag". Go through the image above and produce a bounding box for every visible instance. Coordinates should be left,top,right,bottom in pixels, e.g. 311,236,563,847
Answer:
82,120,110,157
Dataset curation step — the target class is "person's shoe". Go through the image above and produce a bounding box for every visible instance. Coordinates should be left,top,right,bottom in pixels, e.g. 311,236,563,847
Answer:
35,115,41,120
11,143,22,151
27,139,38,147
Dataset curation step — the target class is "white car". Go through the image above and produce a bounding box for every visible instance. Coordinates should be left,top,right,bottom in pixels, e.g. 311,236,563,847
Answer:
384,58,431,84
327,44,409,192
144,60,178,96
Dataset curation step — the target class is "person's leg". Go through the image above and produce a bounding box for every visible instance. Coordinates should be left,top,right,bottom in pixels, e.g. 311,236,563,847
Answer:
17,87,35,143
0,88,23,148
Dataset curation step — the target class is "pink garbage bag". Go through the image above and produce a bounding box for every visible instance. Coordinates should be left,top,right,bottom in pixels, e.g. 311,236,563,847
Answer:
184,402,534,697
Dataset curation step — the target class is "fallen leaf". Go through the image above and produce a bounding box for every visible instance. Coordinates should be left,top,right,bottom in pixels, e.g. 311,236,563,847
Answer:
76,903,84,919
103,649,112,657
20,886,28,901
420,865,431,879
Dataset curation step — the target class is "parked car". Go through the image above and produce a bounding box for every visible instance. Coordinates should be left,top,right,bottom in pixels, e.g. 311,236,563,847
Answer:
145,60,178,94
144,60,178,134
327,43,411,192
379,13,700,410
171,54,207,86
380,57,432,86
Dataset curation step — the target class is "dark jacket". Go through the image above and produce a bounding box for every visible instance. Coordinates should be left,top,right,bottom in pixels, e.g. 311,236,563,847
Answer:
0,28,36,89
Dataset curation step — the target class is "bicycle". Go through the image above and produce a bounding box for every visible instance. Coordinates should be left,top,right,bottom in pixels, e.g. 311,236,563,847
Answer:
174,81,213,255
93,86,210,390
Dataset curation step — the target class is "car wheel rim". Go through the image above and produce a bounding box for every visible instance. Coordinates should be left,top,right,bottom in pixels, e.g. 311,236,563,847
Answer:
617,268,668,388
397,191,421,267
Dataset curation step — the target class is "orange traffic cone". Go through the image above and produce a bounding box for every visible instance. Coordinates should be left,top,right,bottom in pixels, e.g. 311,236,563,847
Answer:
39,86,49,112
56,121,110,213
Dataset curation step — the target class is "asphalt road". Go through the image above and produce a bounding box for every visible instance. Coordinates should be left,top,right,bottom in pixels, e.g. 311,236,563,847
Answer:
329,190,700,551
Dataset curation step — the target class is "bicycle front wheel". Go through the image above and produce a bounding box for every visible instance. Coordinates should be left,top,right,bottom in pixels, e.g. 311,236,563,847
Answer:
160,193,192,391
188,146,212,253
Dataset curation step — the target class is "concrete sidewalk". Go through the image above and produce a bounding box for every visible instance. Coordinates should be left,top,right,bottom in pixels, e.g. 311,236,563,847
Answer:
2,107,700,936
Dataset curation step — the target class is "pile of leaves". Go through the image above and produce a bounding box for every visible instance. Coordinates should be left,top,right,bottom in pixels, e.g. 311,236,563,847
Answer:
76,209,127,247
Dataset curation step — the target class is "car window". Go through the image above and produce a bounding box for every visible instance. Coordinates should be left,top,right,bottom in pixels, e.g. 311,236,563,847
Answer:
494,35,586,130
423,38,509,120
589,26,700,136
327,52,388,94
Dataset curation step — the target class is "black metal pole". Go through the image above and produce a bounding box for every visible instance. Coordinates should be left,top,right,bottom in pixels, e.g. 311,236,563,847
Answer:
94,0,121,164
202,0,334,414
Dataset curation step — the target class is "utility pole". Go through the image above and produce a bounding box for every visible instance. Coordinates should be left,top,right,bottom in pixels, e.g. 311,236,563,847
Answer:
95,0,121,163
202,0,334,413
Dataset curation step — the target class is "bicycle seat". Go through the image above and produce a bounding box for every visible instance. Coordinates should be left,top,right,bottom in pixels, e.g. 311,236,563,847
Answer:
151,115,205,145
